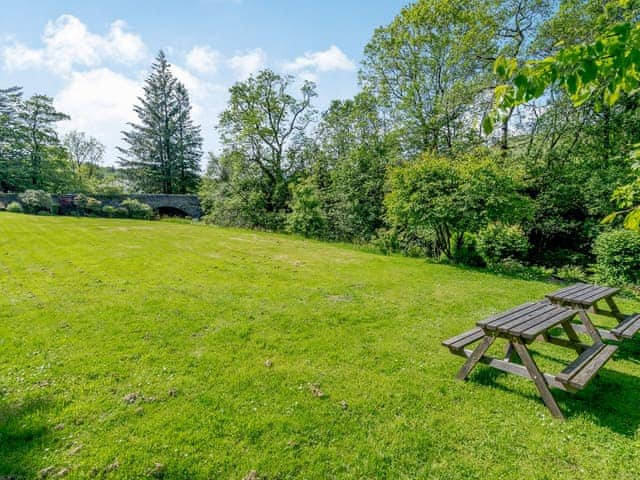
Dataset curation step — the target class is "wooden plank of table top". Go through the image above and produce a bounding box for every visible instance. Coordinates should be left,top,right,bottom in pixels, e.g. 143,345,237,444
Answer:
548,283,591,299
520,309,577,340
503,305,568,336
496,304,560,334
573,286,619,304
550,283,589,298
477,302,539,329
483,303,552,331
547,283,594,301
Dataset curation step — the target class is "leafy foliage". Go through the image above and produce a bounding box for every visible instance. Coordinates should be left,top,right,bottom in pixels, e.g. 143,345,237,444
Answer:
73,194,102,215
384,149,531,260
119,198,155,220
18,189,52,213
476,223,530,266
287,178,327,238
201,70,316,230
6,200,23,213
593,228,640,286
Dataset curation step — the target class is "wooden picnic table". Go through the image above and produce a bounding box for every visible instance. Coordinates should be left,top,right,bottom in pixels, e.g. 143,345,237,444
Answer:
546,283,640,341
443,300,618,420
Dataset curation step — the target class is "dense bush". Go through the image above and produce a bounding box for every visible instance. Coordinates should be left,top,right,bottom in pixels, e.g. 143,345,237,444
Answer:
119,198,155,220
476,223,530,266
74,194,102,214
287,179,327,238
384,150,532,261
7,201,23,213
593,229,640,286
101,205,128,218
18,190,52,214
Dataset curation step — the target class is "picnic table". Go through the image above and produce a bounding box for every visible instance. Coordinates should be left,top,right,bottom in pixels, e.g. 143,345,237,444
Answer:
546,283,640,341
443,300,618,419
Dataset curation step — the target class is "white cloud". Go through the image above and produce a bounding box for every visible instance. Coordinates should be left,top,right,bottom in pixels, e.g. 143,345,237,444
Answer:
283,45,354,73
186,45,221,74
298,71,318,83
2,15,147,75
54,68,142,164
228,48,266,80
2,42,44,71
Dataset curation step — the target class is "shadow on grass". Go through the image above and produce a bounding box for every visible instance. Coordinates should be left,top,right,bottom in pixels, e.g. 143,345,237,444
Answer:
468,358,640,436
611,336,640,364
0,394,55,478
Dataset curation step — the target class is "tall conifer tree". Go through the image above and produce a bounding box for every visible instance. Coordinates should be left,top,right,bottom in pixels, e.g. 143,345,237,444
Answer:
119,51,202,193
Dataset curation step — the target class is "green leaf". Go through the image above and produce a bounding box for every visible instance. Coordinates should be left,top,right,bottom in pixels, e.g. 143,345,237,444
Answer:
482,116,494,135
623,208,640,231
601,212,619,224
581,59,598,83
566,74,578,95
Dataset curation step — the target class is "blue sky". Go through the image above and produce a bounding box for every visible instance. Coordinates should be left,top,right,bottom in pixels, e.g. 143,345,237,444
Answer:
0,0,408,165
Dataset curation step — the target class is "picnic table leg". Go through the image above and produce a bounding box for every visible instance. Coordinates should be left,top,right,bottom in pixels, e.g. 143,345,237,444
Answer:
456,335,495,381
577,310,603,344
504,341,515,361
604,297,627,320
560,320,585,353
511,340,565,420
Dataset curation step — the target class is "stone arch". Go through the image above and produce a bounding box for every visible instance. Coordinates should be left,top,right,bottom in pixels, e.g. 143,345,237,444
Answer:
157,205,191,217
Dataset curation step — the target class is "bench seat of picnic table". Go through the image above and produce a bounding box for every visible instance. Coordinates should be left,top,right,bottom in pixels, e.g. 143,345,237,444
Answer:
442,327,484,352
555,343,618,390
611,313,640,339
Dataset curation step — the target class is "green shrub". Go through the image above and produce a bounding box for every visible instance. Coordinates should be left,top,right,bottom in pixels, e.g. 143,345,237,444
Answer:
115,207,129,218
287,179,327,238
18,190,52,214
384,150,532,261
7,201,23,213
101,205,128,218
594,229,640,286
74,194,102,214
554,265,587,283
476,223,530,266
451,233,484,266
102,205,116,217
119,198,155,220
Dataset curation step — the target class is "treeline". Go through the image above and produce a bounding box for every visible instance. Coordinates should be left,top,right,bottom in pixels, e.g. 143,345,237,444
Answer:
199,0,640,284
0,52,203,196
2,0,638,284
0,88,129,194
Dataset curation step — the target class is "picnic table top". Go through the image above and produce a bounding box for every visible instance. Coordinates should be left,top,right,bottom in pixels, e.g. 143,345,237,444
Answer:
477,301,577,341
546,283,619,307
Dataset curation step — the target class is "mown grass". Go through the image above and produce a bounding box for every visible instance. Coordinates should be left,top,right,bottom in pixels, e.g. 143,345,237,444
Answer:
1,213,640,479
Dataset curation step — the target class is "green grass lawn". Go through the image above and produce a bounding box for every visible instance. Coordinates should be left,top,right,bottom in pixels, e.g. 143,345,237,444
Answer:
1,213,640,479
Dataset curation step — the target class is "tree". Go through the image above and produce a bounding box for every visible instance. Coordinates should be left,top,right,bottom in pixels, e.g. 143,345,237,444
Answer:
0,86,24,192
119,51,203,194
63,130,105,180
489,0,640,231
312,91,397,241
212,69,317,228
19,95,70,190
384,149,531,260
360,0,500,155
173,84,203,194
